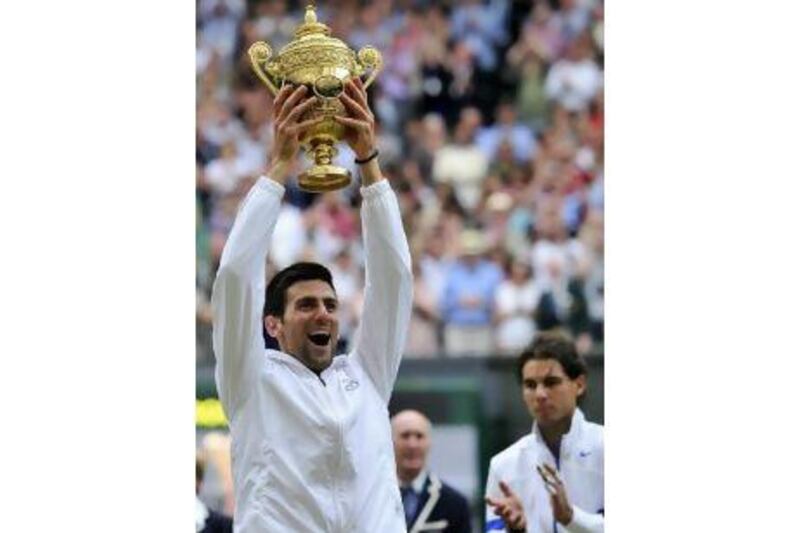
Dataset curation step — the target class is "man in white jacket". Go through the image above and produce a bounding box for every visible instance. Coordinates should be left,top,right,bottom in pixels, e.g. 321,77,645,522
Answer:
485,332,604,533
212,78,413,532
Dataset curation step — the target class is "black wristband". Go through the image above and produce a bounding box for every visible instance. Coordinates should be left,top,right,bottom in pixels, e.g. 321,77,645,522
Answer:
354,149,379,165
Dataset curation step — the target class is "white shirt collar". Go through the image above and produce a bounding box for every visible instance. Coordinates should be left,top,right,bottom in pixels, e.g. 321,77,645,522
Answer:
400,469,428,494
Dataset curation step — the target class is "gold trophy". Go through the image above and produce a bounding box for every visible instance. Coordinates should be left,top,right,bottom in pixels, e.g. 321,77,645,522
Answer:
248,3,383,192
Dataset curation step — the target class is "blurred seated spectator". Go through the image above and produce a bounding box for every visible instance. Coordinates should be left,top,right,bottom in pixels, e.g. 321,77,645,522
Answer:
432,107,489,212
308,191,359,263
450,0,509,71
530,197,587,288
554,0,594,42
269,201,308,270
440,230,503,356
328,246,364,353
573,208,604,350
407,113,447,181
476,101,538,164
495,257,540,354
198,0,246,63
204,141,259,196
405,259,442,358
250,0,296,51
544,32,603,113
418,229,453,310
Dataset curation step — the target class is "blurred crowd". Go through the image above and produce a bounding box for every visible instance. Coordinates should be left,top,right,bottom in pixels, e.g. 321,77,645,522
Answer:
196,0,604,362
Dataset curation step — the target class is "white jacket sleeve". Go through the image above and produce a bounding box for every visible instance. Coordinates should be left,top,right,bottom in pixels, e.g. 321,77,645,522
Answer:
484,460,507,531
350,180,413,403
211,177,284,416
563,505,604,533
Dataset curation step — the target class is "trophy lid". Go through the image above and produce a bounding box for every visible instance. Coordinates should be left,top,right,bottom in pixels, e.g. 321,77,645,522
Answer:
294,4,332,39
271,3,361,85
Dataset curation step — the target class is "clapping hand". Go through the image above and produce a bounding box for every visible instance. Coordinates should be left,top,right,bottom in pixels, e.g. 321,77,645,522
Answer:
485,480,526,532
537,463,574,526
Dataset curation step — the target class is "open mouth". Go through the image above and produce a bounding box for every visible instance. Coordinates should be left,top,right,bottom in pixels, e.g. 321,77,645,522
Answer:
308,333,331,347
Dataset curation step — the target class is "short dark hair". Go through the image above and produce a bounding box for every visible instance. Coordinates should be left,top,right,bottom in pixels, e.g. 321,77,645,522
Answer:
516,331,587,383
263,262,336,319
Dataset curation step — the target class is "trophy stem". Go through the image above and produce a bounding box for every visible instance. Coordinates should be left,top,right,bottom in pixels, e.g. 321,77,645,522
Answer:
298,139,351,193
313,141,336,166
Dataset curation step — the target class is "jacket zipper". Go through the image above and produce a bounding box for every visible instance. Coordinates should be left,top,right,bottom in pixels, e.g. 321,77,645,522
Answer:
553,447,561,533
323,373,346,532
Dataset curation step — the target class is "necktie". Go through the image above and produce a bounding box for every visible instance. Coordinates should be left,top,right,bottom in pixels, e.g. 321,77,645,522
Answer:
401,486,419,526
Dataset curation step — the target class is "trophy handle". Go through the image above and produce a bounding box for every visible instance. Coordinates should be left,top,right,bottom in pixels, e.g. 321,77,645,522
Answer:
356,46,383,89
248,41,280,96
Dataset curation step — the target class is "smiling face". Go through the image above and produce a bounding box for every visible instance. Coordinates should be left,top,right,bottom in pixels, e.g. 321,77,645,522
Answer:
391,410,432,484
264,279,339,373
521,358,585,430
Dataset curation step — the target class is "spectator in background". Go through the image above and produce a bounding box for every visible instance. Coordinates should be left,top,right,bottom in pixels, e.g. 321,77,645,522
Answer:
405,259,442,358
308,191,359,263
555,0,595,43
494,256,540,354
574,209,604,350
544,31,603,113
440,230,503,356
418,229,453,311
433,107,489,213
198,0,246,64
196,454,233,533
530,198,585,331
196,0,605,360
450,0,509,71
408,113,447,181
392,410,472,533
512,1,567,65
476,101,538,164
485,332,604,532
479,190,516,252
268,200,308,270
328,246,364,353
249,0,296,51
204,141,256,196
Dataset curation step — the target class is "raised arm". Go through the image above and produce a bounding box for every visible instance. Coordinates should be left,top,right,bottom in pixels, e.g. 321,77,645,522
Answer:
352,180,413,402
212,85,321,414
337,77,413,402
211,178,282,415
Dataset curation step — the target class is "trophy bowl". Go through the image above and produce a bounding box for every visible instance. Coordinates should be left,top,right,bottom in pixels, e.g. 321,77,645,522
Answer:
248,4,383,192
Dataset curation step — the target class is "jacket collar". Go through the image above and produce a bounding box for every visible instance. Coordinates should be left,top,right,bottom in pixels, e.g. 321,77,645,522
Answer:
265,349,346,379
529,407,586,456
409,473,448,533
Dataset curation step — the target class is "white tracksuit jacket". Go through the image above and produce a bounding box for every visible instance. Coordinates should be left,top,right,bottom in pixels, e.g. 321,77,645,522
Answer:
485,408,604,533
212,177,413,532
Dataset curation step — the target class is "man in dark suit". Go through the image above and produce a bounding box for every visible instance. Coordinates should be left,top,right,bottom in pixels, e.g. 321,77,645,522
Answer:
392,410,473,533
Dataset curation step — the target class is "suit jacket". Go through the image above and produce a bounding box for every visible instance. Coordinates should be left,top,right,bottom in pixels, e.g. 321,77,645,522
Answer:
408,473,472,533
